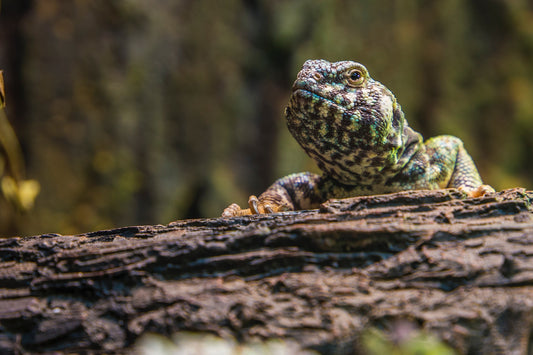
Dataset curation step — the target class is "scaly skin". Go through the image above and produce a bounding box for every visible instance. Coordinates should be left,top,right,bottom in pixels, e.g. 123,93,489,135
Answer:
223,60,493,217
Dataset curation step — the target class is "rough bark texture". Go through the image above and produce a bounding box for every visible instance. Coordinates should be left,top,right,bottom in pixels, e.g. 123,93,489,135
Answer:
1,188,533,354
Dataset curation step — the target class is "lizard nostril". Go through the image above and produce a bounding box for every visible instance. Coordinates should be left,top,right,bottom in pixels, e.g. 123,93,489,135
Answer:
312,72,322,81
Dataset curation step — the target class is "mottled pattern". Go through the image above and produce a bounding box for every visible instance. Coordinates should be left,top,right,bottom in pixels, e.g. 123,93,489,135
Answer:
222,60,492,217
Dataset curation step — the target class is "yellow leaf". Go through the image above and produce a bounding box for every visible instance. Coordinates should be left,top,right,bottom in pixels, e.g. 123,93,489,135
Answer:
0,71,4,108
17,179,40,211
1,176,40,212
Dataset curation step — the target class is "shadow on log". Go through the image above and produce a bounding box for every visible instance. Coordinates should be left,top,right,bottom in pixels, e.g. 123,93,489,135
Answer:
1,188,533,354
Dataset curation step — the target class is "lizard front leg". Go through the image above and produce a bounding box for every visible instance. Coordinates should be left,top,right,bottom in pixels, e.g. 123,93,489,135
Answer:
222,172,323,217
425,135,494,197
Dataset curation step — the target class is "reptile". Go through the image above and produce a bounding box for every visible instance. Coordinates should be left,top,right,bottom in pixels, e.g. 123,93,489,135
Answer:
222,59,493,217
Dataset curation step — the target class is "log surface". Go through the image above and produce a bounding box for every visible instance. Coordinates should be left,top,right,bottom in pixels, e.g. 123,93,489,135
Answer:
1,188,533,354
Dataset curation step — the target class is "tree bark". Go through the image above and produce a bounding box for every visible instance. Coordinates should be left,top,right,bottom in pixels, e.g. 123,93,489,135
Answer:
1,188,533,354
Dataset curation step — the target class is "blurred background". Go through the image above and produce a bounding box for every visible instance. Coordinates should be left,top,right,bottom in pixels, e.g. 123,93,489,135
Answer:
1,0,533,237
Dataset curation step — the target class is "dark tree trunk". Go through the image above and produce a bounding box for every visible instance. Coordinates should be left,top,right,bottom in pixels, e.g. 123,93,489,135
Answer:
1,188,533,354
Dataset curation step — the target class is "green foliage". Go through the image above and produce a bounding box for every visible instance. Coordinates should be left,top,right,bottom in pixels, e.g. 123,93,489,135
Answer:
362,327,457,355
135,328,456,354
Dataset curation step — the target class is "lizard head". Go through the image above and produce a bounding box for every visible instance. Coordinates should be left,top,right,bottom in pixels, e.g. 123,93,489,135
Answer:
285,59,410,185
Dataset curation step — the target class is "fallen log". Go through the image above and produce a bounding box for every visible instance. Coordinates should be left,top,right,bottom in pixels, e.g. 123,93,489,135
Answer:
1,188,532,354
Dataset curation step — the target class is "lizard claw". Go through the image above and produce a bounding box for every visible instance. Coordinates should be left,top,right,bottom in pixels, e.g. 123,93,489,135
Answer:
222,195,291,217
248,195,260,214
220,195,267,217
459,184,495,198
248,195,280,214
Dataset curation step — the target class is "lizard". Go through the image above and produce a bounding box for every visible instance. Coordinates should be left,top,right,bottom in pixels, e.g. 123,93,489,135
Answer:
222,59,494,217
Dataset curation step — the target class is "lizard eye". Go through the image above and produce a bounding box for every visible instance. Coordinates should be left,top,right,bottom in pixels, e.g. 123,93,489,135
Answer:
346,69,365,87
312,72,322,81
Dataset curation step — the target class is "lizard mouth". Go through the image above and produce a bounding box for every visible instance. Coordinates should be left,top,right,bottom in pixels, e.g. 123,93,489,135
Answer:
290,88,352,117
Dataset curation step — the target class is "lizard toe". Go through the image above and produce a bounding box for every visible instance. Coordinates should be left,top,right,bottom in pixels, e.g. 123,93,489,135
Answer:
222,203,248,217
248,195,260,214
459,184,495,198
